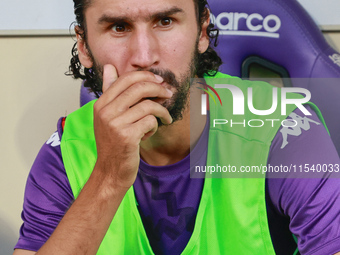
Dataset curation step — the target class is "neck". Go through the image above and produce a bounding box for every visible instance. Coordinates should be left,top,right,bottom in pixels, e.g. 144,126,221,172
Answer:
140,81,206,166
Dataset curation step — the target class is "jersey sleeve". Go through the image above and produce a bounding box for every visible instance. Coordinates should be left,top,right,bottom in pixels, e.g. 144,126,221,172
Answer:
267,105,340,255
14,118,74,252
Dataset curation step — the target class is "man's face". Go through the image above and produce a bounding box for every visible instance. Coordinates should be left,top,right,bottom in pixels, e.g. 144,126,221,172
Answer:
77,0,209,123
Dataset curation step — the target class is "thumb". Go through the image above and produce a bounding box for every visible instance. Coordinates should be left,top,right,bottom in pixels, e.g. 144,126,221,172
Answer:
102,64,118,93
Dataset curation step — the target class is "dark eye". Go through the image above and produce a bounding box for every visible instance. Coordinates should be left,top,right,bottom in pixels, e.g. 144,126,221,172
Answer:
112,23,129,33
159,18,172,27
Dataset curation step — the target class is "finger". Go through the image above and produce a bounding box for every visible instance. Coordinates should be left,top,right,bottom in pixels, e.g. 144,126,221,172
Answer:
111,82,173,111
97,71,164,109
141,129,157,141
117,99,173,126
97,81,173,121
102,64,118,93
132,115,159,141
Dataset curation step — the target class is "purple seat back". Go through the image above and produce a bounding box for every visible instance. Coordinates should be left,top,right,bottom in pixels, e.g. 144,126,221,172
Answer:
80,81,98,107
209,0,340,78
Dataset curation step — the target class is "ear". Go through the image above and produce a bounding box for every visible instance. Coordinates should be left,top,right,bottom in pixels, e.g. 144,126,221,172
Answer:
197,9,211,54
75,26,93,68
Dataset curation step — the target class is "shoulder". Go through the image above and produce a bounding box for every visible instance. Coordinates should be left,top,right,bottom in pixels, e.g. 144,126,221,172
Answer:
15,117,74,252
62,101,96,141
269,105,338,172
267,106,340,254
30,118,66,179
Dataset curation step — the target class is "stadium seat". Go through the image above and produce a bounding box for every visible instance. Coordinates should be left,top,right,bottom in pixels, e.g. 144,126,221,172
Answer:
80,81,99,108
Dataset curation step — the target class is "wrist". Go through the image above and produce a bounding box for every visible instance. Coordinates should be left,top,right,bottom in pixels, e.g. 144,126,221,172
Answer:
91,161,134,199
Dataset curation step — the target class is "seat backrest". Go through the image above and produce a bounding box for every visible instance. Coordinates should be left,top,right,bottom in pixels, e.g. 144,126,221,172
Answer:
209,0,340,155
209,0,340,78
80,81,98,108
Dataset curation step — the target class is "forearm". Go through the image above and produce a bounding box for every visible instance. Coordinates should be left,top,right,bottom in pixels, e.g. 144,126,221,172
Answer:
36,164,128,255
22,66,171,255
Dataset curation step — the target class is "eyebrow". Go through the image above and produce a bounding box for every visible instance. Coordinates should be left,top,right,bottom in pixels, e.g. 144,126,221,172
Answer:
97,7,184,25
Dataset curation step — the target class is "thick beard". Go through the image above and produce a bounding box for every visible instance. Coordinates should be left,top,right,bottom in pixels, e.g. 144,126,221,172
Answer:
147,48,199,127
88,42,200,127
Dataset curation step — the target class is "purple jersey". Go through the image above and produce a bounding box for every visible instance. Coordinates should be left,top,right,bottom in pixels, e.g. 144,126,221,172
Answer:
15,106,340,255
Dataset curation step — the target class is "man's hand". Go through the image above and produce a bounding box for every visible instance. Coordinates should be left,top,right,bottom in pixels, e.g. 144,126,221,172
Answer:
93,64,173,190
16,65,173,255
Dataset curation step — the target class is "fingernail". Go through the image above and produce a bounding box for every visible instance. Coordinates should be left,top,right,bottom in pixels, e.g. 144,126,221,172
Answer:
154,74,163,82
166,88,173,96
162,115,173,125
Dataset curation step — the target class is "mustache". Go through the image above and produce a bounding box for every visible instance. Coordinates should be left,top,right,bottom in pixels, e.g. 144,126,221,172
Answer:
139,68,180,88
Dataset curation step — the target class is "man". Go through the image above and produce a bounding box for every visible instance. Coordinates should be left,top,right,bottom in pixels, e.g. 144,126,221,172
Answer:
14,0,340,254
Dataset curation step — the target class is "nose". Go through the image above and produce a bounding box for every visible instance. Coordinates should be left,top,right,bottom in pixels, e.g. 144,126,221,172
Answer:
128,27,160,70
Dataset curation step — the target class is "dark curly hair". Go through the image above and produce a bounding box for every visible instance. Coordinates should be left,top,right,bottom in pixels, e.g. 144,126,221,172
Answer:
67,0,222,96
